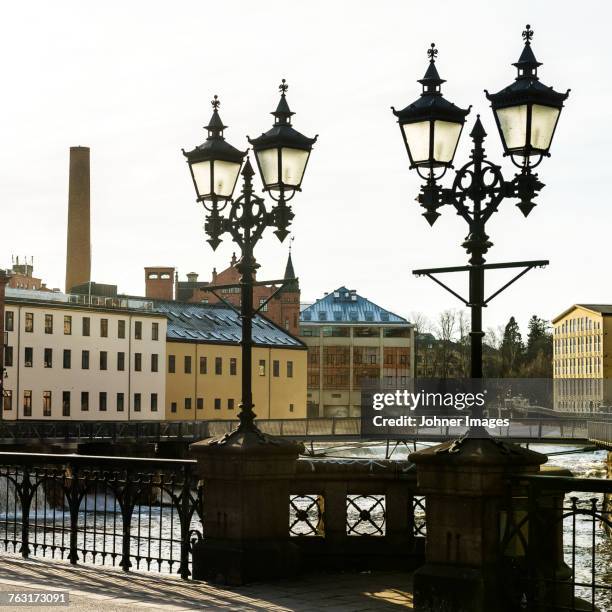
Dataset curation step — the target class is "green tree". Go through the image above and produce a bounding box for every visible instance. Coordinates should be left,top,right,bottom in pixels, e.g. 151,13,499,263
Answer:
523,315,552,377
501,316,524,376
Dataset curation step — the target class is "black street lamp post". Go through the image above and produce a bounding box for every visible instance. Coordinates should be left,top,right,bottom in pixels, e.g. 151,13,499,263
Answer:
393,26,568,419
183,82,316,436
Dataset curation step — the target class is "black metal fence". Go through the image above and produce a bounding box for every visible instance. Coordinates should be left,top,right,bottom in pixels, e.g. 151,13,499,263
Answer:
502,474,612,612
0,452,202,578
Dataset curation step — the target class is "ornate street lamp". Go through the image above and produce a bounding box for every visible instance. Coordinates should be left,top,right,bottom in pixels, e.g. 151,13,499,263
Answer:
183,82,316,435
392,26,569,429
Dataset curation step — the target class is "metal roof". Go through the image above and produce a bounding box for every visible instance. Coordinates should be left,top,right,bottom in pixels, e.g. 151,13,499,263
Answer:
152,301,304,348
300,287,409,325
552,304,612,323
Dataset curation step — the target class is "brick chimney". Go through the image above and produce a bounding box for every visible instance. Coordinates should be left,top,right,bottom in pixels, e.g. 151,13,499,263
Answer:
145,267,175,300
65,147,91,293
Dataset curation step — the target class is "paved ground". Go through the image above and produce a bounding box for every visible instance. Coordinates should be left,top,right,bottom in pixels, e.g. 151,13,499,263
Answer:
0,555,413,611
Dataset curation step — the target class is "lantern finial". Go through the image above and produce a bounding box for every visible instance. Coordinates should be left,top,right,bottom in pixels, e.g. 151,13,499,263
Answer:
522,24,534,44
427,43,438,62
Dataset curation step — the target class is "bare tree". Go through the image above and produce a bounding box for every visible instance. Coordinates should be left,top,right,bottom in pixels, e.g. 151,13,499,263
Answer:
435,309,458,379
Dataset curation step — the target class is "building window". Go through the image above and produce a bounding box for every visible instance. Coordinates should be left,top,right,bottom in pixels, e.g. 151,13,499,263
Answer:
5,311,13,332
81,391,89,411
151,393,158,412
259,360,266,376
185,397,192,410
63,349,71,369
82,317,90,336
227,399,235,410
25,313,34,333
259,298,268,312
134,393,141,412
184,355,192,374
44,348,53,368
117,351,125,371
273,360,280,377
215,357,222,375
399,354,408,365
151,354,158,373
100,318,108,338
168,355,176,374
99,392,107,411
214,398,221,410
100,351,108,371
230,358,237,376
82,350,90,370
134,321,142,340
23,390,32,417
134,353,142,372
152,322,159,341
4,346,13,367
64,315,72,335
287,361,294,378
171,402,177,414
3,390,12,412
200,356,207,374
118,320,126,339
61,391,70,417
24,347,33,367
43,391,52,417
289,403,294,413
117,393,124,412
197,398,204,410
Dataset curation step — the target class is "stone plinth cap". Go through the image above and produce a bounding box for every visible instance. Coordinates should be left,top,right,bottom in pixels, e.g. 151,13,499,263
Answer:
409,433,546,467
190,426,304,457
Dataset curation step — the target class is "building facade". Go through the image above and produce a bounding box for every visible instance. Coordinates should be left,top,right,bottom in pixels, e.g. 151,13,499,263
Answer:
153,302,307,421
145,251,301,337
299,287,414,417
2,289,167,420
552,304,612,412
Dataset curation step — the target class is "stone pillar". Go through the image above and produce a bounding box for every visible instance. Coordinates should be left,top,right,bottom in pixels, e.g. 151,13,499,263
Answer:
409,436,547,612
190,429,303,585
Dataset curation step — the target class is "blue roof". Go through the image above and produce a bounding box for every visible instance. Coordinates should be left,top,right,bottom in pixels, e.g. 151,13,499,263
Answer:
152,302,304,348
300,287,409,325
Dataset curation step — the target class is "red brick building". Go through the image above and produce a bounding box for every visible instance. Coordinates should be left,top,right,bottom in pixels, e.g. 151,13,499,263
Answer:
144,252,301,336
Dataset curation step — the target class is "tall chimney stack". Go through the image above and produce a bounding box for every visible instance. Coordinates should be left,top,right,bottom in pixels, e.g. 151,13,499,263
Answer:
65,146,91,293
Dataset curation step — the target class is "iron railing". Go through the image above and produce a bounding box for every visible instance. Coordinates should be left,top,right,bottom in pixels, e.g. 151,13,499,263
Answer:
0,452,202,578
588,421,612,449
0,417,608,444
502,474,612,612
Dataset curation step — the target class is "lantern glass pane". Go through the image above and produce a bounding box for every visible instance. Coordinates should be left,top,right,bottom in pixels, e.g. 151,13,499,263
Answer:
433,120,462,163
256,148,279,187
191,161,211,198
531,105,560,151
496,105,528,151
402,121,430,164
280,147,309,187
212,160,241,198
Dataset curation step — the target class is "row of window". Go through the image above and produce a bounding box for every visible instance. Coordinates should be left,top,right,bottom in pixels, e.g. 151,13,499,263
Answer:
167,355,294,377
554,317,602,335
169,398,295,412
4,347,159,372
2,390,158,416
554,356,602,376
554,335,602,355
300,326,411,338
5,312,159,341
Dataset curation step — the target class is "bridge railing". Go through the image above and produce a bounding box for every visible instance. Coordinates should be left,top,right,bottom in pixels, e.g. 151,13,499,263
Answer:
502,474,612,611
587,421,612,449
0,416,608,443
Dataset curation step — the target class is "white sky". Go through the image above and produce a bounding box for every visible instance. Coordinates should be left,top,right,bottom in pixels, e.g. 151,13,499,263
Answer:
0,0,607,336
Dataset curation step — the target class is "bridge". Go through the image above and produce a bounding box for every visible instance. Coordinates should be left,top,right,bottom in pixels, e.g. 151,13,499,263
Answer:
0,416,610,447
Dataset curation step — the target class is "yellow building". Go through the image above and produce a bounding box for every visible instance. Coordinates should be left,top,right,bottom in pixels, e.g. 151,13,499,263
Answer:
153,302,307,420
552,304,612,413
